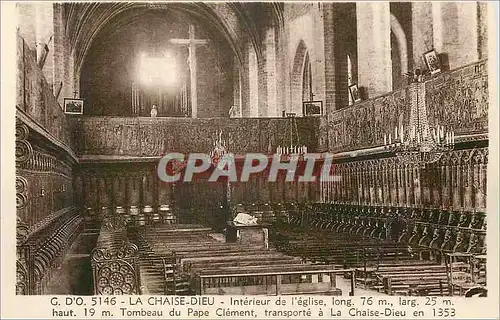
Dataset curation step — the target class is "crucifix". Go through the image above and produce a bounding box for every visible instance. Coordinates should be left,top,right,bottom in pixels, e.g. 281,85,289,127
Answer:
170,25,209,118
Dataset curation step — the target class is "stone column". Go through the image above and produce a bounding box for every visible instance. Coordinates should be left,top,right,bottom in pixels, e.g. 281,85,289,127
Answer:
357,2,392,98
432,2,479,69
411,2,433,69
248,45,259,117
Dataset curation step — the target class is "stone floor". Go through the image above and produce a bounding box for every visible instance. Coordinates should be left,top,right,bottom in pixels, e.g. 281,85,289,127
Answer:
44,230,99,295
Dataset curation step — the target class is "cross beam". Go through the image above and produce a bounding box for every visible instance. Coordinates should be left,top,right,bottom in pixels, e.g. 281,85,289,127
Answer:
169,25,209,118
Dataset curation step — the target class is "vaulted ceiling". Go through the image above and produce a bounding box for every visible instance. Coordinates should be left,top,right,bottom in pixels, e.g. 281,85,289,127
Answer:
63,2,284,72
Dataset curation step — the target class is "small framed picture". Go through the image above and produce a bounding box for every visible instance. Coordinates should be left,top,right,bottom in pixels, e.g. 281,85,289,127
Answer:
348,84,362,103
423,49,442,75
64,98,84,115
302,101,323,117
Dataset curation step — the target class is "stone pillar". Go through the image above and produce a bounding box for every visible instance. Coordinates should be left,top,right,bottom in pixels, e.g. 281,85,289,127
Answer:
477,3,488,60
411,2,433,69
357,2,392,98
432,2,479,69
264,27,278,117
391,164,398,206
52,3,73,106
248,45,259,117
275,26,286,117
232,66,242,117
463,163,472,210
322,3,336,113
141,173,154,207
414,166,421,207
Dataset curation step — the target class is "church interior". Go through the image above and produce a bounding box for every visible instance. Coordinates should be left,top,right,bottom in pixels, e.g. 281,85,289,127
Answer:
14,2,489,297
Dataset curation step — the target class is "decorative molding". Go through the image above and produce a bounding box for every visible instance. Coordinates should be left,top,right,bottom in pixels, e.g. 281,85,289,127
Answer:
16,217,30,245
18,149,72,177
16,260,29,295
91,243,138,263
79,155,162,164
15,122,33,165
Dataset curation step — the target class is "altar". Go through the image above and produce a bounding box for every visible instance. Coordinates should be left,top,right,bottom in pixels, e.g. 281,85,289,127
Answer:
225,221,270,250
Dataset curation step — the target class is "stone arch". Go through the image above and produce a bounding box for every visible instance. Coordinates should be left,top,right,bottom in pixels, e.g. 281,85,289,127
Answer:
291,40,309,115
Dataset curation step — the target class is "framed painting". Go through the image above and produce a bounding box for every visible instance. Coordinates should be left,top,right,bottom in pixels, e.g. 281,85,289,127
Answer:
349,84,362,103
64,98,84,115
302,101,323,117
423,49,442,75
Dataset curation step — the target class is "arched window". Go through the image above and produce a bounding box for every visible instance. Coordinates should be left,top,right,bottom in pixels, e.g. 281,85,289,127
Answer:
302,52,313,102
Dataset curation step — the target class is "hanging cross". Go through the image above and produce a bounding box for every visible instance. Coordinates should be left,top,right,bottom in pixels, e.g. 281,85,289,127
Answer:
170,25,209,118
73,90,78,98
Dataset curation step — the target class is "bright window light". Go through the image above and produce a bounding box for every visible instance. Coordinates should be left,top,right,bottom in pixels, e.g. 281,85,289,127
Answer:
138,52,178,87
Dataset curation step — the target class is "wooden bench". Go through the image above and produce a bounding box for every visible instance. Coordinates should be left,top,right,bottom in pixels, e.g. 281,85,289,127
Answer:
136,223,347,296
193,267,350,296
372,263,465,296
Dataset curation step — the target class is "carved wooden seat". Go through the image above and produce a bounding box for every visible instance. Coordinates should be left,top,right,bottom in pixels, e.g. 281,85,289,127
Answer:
91,218,140,295
16,207,83,294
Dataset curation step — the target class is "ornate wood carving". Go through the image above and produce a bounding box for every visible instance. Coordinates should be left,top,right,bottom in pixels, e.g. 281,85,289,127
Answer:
17,36,74,149
426,60,488,135
71,117,319,156
324,148,487,212
16,260,29,295
320,60,488,153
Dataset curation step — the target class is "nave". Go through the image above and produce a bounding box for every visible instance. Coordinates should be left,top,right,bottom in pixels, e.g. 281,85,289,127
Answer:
25,202,486,298
13,1,490,300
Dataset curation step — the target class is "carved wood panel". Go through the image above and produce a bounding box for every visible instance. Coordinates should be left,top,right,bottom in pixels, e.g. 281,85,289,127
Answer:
71,117,319,156
324,148,488,211
320,60,488,153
